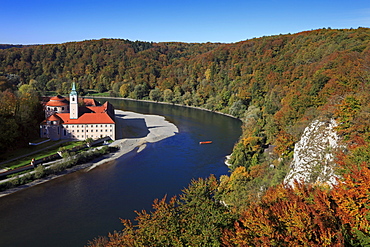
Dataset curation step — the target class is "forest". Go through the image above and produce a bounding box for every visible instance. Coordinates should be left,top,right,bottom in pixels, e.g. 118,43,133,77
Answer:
1,28,370,245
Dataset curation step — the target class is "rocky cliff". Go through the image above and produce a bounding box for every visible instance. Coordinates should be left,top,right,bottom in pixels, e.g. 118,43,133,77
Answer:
284,119,342,187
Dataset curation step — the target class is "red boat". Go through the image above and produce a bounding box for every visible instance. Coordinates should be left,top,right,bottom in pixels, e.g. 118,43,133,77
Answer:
199,141,212,144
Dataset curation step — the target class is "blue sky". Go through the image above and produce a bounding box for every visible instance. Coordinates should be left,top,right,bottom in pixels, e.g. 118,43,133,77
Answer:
1,0,370,44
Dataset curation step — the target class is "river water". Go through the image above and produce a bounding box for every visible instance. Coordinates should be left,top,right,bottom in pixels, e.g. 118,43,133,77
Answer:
0,99,242,247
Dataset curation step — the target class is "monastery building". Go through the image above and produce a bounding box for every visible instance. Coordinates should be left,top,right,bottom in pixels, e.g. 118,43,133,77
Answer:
40,83,116,141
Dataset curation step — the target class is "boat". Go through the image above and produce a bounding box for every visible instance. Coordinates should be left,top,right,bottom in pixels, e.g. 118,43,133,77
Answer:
199,141,212,144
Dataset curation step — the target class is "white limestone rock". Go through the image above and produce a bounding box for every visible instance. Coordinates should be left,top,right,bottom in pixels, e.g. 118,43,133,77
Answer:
284,119,341,187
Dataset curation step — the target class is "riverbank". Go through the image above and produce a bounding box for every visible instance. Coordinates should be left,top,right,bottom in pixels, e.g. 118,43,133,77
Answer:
87,109,179,170
0,110,178,197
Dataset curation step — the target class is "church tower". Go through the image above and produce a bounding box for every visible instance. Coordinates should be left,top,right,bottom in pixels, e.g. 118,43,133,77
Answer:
70,82,78,119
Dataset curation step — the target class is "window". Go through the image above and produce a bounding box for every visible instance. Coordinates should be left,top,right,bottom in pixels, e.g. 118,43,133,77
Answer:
54,107,57,111
62,107,64,110
86,130,88,132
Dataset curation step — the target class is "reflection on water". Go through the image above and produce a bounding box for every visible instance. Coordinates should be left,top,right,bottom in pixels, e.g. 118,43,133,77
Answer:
0,99,241,247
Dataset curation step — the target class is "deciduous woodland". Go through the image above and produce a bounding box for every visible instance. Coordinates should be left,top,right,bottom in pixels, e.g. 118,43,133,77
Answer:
1,28,370,245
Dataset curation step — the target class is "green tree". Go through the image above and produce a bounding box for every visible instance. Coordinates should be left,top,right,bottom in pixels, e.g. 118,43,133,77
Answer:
131,84,148,99
149,88,162,102
163,88,174,103
182,91,193,105
85,137,94,147
111,81,124,96
119,83,131,97
229,100,247,118
46,78,60,91
18,84,34,95
34,165,45,179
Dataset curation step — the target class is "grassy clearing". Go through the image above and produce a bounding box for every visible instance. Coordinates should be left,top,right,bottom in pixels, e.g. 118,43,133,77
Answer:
0,140,63,163
0,141,86,170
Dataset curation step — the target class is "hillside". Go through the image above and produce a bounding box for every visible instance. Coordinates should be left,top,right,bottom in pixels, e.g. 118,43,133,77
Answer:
1,28,370,245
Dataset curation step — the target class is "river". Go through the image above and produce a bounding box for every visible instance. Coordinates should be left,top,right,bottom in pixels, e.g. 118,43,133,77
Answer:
0,99,242,247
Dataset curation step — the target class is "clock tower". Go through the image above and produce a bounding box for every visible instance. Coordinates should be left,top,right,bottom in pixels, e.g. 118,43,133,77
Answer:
70,82,78,119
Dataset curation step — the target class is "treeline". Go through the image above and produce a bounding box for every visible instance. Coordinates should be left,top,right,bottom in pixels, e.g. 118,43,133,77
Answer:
2,28,370,245
0,86,44,156
0,44,27,50
0,39,221,94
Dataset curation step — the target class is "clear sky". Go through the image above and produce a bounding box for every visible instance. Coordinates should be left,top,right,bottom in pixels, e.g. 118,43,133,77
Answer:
1,0,370,44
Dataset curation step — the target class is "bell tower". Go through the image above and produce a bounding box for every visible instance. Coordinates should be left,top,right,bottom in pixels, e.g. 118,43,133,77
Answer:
70,82,78,119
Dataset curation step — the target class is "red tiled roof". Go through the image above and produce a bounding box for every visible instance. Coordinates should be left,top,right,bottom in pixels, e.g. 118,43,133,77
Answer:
46,101,69,107
49,95,65,101
83,98,98,106
57,112,115,124
86,105,106,113
47,114,62,121
46,95,69,106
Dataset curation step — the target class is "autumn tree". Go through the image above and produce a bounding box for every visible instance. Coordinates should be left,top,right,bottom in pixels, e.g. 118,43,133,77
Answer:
332,162,370,246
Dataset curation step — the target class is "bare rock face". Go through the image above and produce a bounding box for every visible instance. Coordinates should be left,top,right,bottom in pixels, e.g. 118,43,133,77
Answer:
284,119,341,187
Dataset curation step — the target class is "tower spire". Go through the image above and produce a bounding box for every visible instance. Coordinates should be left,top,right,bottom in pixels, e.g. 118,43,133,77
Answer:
70,82,78,119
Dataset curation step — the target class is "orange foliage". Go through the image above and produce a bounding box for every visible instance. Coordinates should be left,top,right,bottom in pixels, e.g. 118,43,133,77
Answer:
331,163,370,245
223,182,343,246
274,130,295,156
